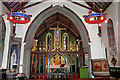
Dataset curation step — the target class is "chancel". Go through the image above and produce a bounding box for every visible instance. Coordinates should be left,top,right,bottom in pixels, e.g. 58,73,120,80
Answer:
0,0,120,80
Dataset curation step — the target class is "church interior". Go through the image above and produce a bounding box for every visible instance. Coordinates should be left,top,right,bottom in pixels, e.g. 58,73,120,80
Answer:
0,0,120,80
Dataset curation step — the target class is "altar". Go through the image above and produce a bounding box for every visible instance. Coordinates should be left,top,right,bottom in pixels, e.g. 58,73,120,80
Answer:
50,64,66,73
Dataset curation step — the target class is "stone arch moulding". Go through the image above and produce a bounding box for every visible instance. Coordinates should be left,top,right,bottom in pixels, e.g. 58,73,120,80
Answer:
23,5,91,78
0,17,6,66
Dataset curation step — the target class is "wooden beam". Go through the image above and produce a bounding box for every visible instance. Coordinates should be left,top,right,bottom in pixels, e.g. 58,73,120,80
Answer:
59,21,79,37
9,2,15,6
96,0,104,7
86,1,100,12
17,2,29,12
103,2,112,12
11,2,19,9
36,22,57,37
100,0,106,5
13,2,24,11
94,2,102,9
44,15,57,22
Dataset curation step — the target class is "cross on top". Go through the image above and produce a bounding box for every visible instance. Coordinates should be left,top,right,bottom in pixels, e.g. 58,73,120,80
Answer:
49,21,66,51
49,21,66,31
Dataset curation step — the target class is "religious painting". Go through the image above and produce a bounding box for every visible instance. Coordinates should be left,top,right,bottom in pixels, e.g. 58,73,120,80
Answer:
92,59,109,72
9,45,18,72
49,54,66,73
50,54,65,66
93,61,102,71
101,60,109,71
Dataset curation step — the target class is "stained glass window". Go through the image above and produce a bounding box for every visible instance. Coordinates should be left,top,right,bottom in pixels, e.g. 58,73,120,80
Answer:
107,19,116,55
62,33,69,51
47,35,51,50
64,35,67,50
46,33,53,51
55,29,60,46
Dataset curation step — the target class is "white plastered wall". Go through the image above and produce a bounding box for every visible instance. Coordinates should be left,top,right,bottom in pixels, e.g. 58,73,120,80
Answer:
101,2,119,66
1,0,106,71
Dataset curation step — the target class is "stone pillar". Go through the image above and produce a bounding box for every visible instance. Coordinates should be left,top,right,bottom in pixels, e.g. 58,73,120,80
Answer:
0,16,2,67
84,46,92,78
118,2,120,66
23,45,31,78
84,48,89,66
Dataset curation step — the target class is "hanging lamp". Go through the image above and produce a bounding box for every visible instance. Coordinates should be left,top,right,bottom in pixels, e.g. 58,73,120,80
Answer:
83,2,107,25
83,9,107,24
6,9,32,24
6,1,32,26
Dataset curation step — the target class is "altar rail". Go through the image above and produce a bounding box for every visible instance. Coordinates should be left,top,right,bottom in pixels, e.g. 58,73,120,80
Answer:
30,51,84,74
30,51,84,79
30,73,79,79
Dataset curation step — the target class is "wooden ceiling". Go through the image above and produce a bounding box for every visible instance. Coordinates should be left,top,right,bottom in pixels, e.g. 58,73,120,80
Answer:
35,12,80,39
2,0,113,12
2,0,46,12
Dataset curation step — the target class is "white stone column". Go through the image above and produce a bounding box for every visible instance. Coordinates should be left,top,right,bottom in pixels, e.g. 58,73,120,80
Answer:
2,16,11,68
0,16,2,67
118,1,120,66
23,45,32,78
84,46,92,78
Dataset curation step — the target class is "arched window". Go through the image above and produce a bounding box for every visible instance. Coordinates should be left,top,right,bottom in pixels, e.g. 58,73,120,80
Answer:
63,35,67,50
47,35,51,50
55,29,60,46
107,19,116,55
46,33,53,51
62,33,69,50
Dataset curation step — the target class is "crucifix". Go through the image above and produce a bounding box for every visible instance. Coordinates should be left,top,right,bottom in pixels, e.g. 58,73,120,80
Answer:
49,21,66,51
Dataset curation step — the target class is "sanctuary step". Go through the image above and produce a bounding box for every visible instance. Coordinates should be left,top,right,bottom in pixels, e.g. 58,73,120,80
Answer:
23,77,119,80
31,73,79,79
6,73,15,79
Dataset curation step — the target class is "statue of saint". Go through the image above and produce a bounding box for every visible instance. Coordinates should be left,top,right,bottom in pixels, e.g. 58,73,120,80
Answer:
10,50,17,69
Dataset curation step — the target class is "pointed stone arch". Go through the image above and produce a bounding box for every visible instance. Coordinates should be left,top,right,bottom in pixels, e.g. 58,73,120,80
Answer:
23,5,91,78
0,17,6,66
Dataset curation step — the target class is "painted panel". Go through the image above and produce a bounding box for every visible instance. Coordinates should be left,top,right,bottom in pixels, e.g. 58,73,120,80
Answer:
92,59,109,72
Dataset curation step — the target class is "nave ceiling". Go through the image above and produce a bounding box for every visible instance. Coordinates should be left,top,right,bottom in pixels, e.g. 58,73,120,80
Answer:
2,0,113,12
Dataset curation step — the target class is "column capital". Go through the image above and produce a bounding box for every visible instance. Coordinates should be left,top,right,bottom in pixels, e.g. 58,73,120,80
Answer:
24,44,33,51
